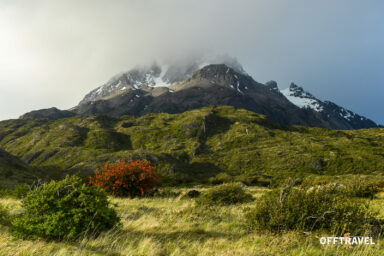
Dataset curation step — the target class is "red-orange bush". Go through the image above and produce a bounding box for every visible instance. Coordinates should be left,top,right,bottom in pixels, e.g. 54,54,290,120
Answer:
89,160,161,197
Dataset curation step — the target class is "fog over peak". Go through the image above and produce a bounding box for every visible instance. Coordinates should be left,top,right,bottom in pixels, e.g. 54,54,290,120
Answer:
0,0,383,123
140,54,246,75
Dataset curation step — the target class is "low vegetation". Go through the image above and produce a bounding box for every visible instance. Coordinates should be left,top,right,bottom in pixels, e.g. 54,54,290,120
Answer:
0,184,30,198
184,189,201,198
347,178,381,199
11,175,119,241
196,183,254,206
0,186,384,255
89,160,161,197
244,185,381,235
0,203,10,226
150,187,181,198
299,175,384,199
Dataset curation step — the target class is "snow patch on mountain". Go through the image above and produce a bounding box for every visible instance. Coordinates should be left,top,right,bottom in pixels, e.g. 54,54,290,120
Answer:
280,83,375,126
328,102,357,121
152,64,169,87
281,84,324,112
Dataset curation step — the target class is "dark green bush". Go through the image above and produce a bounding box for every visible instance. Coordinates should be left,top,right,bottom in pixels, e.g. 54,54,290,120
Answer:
269,173,301,188
234,175,271,187
11,175,120,240
245,186,380,235
208,172,270,186
185,190,201,198
0,184,31,199
0,186,6,198
151,188,181,198
196,183,253,206
0,204,10,226
11,184,30,198
208,172,233,184
347,179,380,199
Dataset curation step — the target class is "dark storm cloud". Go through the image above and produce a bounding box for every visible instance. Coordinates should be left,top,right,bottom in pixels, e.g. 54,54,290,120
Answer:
0,0,383,123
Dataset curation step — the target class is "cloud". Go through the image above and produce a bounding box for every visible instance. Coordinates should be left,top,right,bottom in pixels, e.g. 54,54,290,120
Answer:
0,0,383,123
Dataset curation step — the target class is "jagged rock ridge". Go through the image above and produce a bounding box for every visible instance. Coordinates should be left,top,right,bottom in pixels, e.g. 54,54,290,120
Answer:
281,83,377,129
20,62,380,130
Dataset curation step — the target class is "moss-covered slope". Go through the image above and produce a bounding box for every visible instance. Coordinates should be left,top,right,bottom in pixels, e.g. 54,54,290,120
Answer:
1,106,383,184
0,148,40,188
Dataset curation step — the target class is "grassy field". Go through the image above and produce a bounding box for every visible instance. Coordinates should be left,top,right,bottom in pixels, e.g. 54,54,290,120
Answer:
1,187,384,256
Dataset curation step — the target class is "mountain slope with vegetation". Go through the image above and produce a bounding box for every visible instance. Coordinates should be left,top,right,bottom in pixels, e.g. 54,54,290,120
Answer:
1,106,384,184
0,148,39,188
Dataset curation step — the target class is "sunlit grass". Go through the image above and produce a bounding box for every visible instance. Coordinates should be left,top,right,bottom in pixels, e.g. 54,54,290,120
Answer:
0,187,384,255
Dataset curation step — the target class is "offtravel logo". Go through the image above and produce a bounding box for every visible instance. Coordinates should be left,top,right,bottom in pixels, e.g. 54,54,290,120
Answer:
320,235,375,246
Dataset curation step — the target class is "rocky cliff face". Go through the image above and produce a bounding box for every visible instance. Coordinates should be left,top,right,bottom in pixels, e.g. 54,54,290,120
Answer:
78,57,247,105
281,83,378,129
20,63,380,130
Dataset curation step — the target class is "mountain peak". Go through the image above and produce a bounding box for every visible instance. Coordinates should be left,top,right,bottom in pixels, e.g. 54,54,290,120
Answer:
266,80,278,88
191,64,237,79
79,57,248,105
287,83,316,99
20,57,379,130
289,82,300,89
181,64,255,94
281,84,323,112
280,84,378,128
265,81,279,92
79,63,169,105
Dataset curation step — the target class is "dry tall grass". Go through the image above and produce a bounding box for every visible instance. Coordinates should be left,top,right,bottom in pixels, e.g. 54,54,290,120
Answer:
0,187,383,256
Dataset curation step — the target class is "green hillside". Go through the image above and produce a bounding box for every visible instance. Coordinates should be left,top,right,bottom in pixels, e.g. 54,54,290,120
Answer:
0,148,40,188
0,106,383,184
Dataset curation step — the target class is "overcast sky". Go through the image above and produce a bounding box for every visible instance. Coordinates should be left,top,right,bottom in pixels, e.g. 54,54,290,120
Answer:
0,0,383,124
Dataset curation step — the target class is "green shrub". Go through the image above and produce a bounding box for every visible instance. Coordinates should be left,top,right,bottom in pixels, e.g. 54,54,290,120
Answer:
244,186,380,235
196,183,253,206
151,188,181,198
234,174,271,187
299,176,381,199
0,186,6,198
208,172,233,184
208,173,270,187
0,204,10,226
11,175,120,240
269,173,301,188
185,190,201,198
12,184,30,198
347,178,380,199
0,184,31,199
